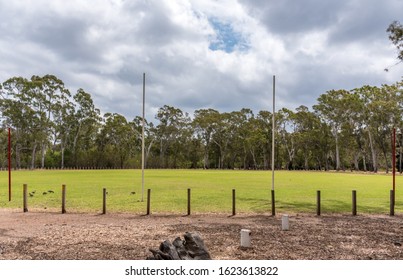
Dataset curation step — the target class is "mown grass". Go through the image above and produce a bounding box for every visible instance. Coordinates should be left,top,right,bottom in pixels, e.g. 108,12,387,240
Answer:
0,169,401,214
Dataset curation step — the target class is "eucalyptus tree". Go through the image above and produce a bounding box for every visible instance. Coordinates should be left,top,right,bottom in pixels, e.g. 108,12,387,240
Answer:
395,81,403,172
0,75,73,169
193,108,220,169
255,110,273,169
292,106,322,170
53,97,75,169
370,84,400,173
353,85,380,172
70,89,101,167
243,112,267,169
24,76,48,168
337,90,365,171
387,21,403,61
155,105,191,168
131,116,156,168
0,77,37,168
38,75,73,169
277,108,298,170
210,112,233,169
225,108,255,169
240,108,257,169
314,89,353,171
171,111,192,168
98,113,134,168
353,84,401,172
0,99,4,165
0,127,7,168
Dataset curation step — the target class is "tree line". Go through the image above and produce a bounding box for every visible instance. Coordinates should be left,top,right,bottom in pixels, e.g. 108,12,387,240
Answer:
1,74,402,172
1,21,402,171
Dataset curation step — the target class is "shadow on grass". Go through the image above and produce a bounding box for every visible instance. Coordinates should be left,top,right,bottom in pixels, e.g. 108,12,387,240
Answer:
237,196,392,215
236,197,315,213
322,199,390,214
276,201,316,213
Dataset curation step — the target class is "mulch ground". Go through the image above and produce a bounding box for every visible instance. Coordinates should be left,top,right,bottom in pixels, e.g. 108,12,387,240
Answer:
0,209,402,260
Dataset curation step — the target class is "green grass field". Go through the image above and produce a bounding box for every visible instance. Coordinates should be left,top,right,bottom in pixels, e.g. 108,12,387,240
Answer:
0,169,401,214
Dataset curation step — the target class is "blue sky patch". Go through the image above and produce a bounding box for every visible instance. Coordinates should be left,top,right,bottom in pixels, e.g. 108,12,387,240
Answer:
208,18,249,53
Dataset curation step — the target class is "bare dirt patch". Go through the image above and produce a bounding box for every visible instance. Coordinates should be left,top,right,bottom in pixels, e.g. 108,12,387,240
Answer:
0,209,402,260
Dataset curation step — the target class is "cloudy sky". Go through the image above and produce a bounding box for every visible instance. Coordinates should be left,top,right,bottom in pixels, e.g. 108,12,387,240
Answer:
0,0,402,120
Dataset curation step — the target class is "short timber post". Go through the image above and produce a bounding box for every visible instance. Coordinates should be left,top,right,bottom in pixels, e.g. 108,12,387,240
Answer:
187,188,191,216
23,184,28,213
232,189,236,216
102,188,107,214
352,190,357,216
62,184,67,214
316,190,321,216
390,190,395,216
146,189,151,215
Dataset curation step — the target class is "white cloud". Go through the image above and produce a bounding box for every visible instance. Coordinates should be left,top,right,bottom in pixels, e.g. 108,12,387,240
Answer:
0,0,402,121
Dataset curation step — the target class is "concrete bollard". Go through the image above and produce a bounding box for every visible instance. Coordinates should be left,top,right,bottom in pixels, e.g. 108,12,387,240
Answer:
282,214,289,231
240,229,251,248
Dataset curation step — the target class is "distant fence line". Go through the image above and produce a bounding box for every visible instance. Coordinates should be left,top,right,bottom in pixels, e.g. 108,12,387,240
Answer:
0,166,136,171
2,167,403,173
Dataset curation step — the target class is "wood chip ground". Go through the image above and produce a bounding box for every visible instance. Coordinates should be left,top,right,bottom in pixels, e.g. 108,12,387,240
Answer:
0,209,402,260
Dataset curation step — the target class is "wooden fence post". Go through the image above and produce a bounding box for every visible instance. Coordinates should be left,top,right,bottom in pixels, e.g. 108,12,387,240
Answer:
23,184,28,213
102,188,107,214
187,188,191,216
316,190,321,216
62,184,66,214
232,189,236,216
390,190,395,216
352,190,357,216
146,189,151,215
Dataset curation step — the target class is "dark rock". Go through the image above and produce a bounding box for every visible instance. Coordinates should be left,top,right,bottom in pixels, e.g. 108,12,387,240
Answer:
183,232,211,260
147,232,211,260
173,237,192,260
